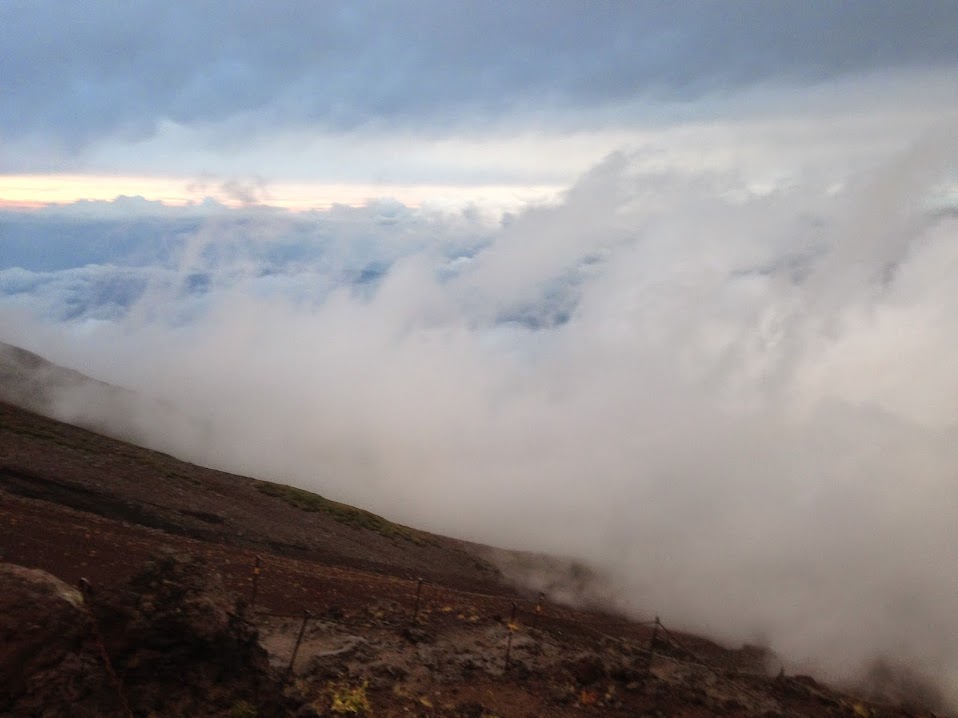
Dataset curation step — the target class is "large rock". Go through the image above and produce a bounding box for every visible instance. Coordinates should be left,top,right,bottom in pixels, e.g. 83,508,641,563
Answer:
89,552,291,717
0,563,124,717
1,555,296,717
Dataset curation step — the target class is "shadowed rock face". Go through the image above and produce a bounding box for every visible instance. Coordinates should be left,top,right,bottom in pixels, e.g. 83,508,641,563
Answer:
0,555,294,718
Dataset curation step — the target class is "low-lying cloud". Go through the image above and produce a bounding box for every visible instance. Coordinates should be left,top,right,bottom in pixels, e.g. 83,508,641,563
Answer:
3,138,958,705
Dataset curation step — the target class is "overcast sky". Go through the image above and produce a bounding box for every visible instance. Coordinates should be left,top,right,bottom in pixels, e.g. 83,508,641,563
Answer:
2,1,957,198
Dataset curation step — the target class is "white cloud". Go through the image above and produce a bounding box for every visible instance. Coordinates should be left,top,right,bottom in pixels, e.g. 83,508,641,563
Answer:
3,126,958,705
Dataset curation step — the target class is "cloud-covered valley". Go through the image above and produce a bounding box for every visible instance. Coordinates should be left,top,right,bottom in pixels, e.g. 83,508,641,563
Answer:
3,135,958,704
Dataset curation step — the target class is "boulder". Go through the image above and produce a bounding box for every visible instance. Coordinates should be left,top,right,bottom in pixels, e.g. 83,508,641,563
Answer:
0,563,124,717
1,554,298,717
88,552,291,717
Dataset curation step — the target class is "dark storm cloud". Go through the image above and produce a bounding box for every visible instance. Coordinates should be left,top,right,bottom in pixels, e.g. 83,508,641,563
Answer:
2,0,957,150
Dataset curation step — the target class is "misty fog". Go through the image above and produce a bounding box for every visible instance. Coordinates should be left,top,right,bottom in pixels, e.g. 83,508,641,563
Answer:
3,138,957,704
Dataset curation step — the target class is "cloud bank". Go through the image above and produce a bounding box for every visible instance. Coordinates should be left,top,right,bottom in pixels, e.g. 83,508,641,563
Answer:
3,1,958,185
4,1,958,143
3,130,958,703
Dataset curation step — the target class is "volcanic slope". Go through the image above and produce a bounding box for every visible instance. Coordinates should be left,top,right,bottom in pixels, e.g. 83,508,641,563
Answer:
0,343,944,717
0,396,504,593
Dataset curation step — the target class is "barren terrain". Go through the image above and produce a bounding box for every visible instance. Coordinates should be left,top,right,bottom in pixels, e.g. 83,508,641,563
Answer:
0,344,946,717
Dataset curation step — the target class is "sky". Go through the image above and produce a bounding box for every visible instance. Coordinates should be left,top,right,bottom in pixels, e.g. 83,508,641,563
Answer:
3,1,958,709
3,1,958,205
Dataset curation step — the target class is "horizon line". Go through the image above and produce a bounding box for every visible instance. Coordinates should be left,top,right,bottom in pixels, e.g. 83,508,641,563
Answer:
0,174,563,212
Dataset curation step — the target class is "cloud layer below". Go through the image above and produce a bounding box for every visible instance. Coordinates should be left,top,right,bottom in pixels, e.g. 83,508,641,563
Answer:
3,129,958,703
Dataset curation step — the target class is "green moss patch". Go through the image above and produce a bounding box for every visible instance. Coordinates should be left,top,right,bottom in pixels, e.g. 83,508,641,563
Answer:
253,481,434,546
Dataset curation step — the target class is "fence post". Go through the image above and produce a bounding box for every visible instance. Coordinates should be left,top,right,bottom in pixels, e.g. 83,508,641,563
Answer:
645,615,660,675
285,609,312,682
412,577,425,621
504,601,518,672
531,591,544,630
249,555,262,612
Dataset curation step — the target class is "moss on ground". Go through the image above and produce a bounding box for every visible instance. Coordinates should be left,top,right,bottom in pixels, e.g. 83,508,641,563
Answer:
253,480,434,546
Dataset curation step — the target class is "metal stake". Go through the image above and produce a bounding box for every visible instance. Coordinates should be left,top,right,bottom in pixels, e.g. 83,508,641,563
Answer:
646,615,660,674
250,555,262,612
531,591,545,630
285,609,312,681
412,577,424,620
504,601,518,671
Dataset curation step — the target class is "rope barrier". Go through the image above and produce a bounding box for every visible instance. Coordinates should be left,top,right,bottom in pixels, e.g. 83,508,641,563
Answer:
5,500,938,716
3,529,784,713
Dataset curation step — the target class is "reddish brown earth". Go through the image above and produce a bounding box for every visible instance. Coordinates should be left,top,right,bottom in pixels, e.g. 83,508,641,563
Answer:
0,370,948,717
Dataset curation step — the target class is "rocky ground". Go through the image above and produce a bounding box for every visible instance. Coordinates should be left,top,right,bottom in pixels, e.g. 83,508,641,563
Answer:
3,544,946,717
1,556,286,718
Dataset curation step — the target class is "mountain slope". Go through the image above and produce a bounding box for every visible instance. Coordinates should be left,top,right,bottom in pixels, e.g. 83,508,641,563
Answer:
0,342,944,716
0,398,500,590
